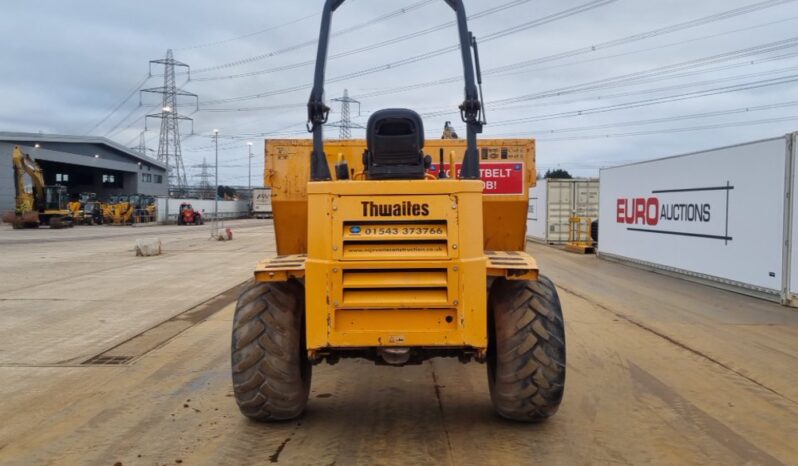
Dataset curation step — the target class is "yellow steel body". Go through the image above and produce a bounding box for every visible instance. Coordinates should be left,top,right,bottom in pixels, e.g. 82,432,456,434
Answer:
304,180,487,351
265,139,536,255
565,216,596,254
258,138,537,354
112,202,133,225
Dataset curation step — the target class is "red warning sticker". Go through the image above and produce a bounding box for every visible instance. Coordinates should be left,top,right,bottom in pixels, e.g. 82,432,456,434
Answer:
428,162,525,195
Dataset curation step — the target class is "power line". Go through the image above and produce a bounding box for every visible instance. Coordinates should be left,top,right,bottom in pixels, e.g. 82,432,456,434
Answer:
490,36,798,107
104,103,151,138
493,57,798,113
416,36,798,120
104,78,193,141
191,0,535,82
194,18,792,117
355,0,798,101
536,115,798,142
175,13,320,51
191,0,436,74
513,100,798,135
191,0,795,115
84,74,150,135
199,0,618,106
483,74,798,127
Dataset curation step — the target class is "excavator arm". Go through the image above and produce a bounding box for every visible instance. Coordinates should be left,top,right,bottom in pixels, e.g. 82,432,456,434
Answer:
11,145,45,213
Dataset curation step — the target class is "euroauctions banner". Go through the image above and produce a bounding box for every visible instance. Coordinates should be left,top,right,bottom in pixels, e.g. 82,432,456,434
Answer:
615,182,733,243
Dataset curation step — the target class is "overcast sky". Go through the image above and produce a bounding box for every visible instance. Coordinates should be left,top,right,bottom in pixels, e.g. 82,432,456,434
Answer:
2,0,797,185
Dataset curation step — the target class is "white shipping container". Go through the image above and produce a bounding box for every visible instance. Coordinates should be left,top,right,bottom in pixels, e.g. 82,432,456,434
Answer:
252,188,272,218
599,135,793,299
527,178,599,243
156,198,250,223
526,180,547,240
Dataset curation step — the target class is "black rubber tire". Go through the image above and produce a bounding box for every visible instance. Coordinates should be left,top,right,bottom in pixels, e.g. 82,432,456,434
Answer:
590,220,599,243
488,275,566,422
231,279,311,421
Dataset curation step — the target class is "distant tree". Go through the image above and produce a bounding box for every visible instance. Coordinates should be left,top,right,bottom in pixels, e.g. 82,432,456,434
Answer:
544,169,573,179
217,185,238,199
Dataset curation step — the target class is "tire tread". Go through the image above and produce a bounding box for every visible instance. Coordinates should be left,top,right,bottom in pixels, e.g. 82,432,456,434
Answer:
231,280,310,421
488,275,566,422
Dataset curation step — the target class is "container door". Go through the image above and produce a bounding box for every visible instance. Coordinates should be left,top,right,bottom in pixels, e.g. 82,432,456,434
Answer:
547,180,572,243
574,180,600,221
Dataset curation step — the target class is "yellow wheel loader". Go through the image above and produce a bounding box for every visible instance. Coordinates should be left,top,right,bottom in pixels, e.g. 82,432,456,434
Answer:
231,0,566,423
111,195,136,225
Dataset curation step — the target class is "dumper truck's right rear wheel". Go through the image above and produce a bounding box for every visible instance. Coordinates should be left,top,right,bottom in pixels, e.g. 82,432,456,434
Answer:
231,279,311,421
488,276,566,422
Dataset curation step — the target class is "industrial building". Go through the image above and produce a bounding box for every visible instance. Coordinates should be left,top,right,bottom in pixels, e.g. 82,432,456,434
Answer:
0,132,167,213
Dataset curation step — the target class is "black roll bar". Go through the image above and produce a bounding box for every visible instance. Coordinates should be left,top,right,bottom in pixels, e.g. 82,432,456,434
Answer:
307,0,484,181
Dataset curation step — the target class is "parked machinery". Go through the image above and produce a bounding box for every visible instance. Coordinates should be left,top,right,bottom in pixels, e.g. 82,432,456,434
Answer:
110,195,133,225
67,199,83,222
132,195,157,224
177,203,203,225
69,193,103,225
231,0,565,424
102,195,121,224
99,194,156,225
6,145,74,228
83,199,104,225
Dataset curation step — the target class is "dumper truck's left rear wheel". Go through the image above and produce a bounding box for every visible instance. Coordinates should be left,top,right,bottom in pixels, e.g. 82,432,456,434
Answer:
231,279,310,421
488,276,566,422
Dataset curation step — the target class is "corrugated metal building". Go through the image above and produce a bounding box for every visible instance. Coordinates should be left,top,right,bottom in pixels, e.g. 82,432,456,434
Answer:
1,132,167,213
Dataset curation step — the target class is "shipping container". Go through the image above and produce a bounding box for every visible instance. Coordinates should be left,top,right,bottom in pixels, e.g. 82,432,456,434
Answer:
526,178,599,243
599,133,798,305
251,188,272,218
155,198,250,223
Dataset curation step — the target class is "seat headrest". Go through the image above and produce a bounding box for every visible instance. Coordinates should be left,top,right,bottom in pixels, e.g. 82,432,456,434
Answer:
366,108,425,154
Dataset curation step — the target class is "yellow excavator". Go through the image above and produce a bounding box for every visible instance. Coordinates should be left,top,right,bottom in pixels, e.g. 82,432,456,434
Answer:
6,145,74,229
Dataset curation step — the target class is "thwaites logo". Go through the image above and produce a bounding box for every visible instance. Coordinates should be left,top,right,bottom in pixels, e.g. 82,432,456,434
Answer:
616,182,733,244
361,201,430,217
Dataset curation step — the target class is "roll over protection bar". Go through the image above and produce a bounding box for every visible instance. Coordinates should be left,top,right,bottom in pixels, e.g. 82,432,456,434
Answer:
307,0,485,181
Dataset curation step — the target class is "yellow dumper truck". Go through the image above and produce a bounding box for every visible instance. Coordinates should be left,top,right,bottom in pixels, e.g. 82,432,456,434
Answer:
231,0,565,423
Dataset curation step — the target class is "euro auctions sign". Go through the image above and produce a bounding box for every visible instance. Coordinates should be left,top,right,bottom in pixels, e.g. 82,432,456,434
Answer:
615,182,733,243
429,162,525,195
598,136,794,293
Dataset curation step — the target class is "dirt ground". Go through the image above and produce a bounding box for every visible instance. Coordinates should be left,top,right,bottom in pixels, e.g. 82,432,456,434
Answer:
0,226,796,466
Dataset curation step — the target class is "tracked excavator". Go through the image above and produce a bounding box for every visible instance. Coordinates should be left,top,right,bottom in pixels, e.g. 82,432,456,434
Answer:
7,145,73,229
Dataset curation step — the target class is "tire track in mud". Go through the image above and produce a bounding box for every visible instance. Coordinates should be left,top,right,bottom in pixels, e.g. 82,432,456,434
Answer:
557,284,798,407
629,362,786,466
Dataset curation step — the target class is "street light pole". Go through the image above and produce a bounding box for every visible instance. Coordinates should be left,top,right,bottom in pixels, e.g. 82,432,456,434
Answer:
247,142,253,191
213,129,219,237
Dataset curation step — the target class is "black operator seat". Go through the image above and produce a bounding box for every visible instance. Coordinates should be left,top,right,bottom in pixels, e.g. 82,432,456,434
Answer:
364,108,427,180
